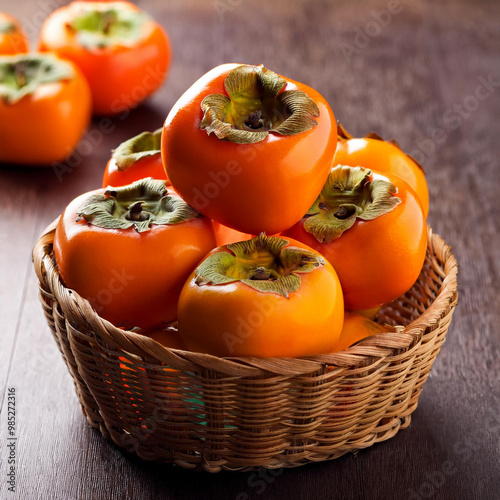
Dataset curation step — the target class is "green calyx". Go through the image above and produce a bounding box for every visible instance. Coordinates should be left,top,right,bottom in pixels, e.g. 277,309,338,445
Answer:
0,20,16,34
194,234,325,298
67,3,151,49
200,64,320,144
304,166,401,243
77,178,199,233
112,128,162,170
0,53,74,104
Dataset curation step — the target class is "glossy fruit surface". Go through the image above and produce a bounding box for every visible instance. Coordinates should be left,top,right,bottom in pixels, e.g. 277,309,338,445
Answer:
335,127,429,216
54,179,216,330
178,235,344,357
143,328,187,350
0,12,29,55
0,53,91,165
162,63,337,235
331,311,393,351
285,165,427,310
39,1,171,115
211,220,252,247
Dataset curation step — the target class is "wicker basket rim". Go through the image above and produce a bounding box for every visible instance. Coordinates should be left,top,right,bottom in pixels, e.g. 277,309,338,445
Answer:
33,218,458,377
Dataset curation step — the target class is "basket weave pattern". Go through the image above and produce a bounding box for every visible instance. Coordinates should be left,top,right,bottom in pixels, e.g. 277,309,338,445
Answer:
33,222,458,472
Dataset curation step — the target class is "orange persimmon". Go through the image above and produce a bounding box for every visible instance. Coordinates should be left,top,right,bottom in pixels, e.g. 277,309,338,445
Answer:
162,63,337,235
54,178,216,330
211,220,253,247
0,53,91,165
39,1,171,115
285,165,427,311
0,12,29,55
143,328,187,350
334,123,429,216
331,311,395,351
178,235,344,358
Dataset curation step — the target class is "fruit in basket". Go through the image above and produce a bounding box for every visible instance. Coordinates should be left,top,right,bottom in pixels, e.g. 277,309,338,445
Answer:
53,178,216,330
142,327,187,350
38,0,171,115
335,122,429,216
284,165,427,311
102,128,168,187
0,12,29,55
0,53,91,165
177,234,344,357
330,311,395,351
162,63,337,235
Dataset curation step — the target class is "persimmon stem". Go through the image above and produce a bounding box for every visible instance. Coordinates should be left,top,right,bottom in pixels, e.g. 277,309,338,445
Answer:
199,65,319,144
14,63,26,88
304,166,401,243
194,235,325,298
126,201,149,222
334,206,355,220
251,267,272,280
0,54,74,105
102,12,115,35
77,178,199,233
245,110,264,129
68,5,151,49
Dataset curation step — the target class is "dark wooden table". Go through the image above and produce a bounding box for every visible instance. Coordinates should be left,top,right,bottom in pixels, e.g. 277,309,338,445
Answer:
1,0,499,498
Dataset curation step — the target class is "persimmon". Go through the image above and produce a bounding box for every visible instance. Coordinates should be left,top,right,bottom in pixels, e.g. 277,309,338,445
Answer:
0,53,91,165
354,306,381,320
102,128,168,187
178,235,344,358
211,220,253,247
54,178,216,330
162,63,337,235
330,311,396,351
334,123,429,216
143,328,187,350
284,165,427,311
0,13,29,55
39,1,171,115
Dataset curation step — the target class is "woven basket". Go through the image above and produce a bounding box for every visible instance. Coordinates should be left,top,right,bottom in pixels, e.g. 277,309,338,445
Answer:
33,221,457,472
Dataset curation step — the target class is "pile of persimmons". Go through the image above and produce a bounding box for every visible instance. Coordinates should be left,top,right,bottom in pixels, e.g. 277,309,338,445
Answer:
1,2,429,358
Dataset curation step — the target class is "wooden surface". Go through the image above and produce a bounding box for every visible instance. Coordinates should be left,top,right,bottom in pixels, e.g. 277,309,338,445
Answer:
1,0,499,498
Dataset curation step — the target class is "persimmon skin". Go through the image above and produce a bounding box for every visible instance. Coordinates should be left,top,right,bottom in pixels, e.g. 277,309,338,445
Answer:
54,188,216,330
0,57,91,166
335,137,429,216
0,13,29,55
102,154,168,188
211,220,252,247
38,1,171,116
142,328,187,350
284,174,427,311
178,238,344,358
162,64,337,235
330,311,390,351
